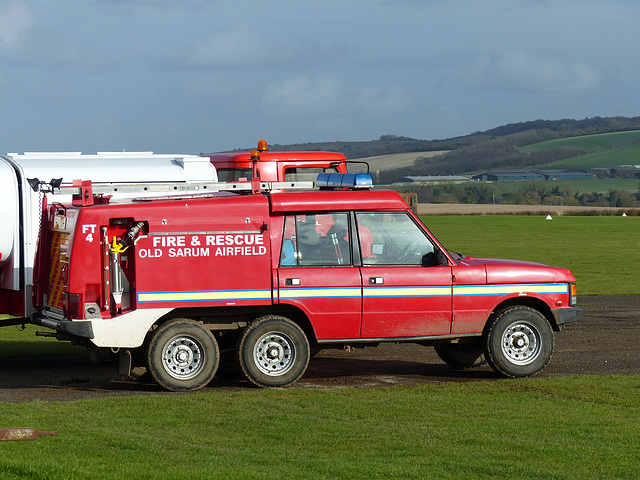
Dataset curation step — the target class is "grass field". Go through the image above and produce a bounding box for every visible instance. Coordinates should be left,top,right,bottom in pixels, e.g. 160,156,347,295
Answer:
543,144,640,169
488,178,640,194
422,215,640,295
519,130,640,169
356,151,448,172
0,215,638,478
520,130,640,154
1,376,639,479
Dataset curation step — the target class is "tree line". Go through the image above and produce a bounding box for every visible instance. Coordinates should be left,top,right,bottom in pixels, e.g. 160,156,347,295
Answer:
393,181,640,208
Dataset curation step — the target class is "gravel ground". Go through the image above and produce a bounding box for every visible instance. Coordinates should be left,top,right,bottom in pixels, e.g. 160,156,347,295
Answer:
0,295,637,402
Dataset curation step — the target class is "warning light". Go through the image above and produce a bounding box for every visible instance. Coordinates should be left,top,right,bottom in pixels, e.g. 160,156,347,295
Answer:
250,150,260,160
257,139,268,152
316,173,373,189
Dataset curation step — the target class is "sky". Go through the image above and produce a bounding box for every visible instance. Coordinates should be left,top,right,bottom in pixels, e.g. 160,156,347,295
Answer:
0,0,638,154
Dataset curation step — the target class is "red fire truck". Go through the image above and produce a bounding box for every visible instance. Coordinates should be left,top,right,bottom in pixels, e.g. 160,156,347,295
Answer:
30,157,583,391
205,139,356,182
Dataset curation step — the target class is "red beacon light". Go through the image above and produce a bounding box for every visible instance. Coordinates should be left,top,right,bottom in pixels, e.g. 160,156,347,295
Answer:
257,139,268,152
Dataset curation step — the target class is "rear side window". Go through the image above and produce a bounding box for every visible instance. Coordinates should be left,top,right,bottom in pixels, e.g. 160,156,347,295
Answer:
280,213,351,266
217,168,253,182
283,166,339,182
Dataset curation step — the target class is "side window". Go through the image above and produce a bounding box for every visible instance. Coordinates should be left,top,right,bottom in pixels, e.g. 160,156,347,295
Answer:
217,168,253,182
279,213,351,266
283,166,339,182
356,212,437,266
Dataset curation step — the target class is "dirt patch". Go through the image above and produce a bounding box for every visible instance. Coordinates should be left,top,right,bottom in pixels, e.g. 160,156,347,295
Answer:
417,203,637,216
0,295,637,402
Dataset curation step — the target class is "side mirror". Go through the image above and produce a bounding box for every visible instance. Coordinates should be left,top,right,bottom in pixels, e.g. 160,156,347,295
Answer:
422,249,447,267
371,244,384,255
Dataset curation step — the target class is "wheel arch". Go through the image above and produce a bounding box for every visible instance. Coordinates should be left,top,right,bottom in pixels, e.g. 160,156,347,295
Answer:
487,296,559,333
142,304,319,348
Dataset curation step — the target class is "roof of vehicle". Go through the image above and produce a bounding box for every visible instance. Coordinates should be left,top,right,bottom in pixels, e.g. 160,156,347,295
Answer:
269,189,407,213
81,187,408,215
204,150,347,163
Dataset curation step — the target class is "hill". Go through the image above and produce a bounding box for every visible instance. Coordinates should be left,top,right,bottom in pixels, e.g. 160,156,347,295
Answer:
258,116,640,180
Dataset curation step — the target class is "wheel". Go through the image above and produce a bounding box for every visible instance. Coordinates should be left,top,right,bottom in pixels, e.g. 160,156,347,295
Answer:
484,306,554,377
146,319,219,391
237,315,310,387
434,343,486,369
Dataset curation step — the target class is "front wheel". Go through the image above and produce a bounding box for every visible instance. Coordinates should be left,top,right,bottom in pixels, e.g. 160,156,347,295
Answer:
485,306,554,377
237,315,310,387
146,319,219,391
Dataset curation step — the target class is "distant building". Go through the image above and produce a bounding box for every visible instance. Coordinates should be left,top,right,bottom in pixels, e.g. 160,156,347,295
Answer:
537,170,595,180
473,171,545,181
398,175,470,184
473,170,594,181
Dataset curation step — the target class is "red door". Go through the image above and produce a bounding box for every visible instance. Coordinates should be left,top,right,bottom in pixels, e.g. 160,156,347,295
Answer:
356,212,453,338
277,213,362,340
360,266,452,338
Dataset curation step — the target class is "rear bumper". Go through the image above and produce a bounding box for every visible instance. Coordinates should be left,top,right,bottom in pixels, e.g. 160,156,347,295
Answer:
31,313,94,339
552,306,585,326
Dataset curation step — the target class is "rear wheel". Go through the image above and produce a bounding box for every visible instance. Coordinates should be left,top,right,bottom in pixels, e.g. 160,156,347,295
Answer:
146,319,219,391
485,306,554,377
434,343,486,369
237,315,310,387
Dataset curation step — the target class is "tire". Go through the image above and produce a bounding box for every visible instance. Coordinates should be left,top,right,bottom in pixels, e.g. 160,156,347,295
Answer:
146,319,219,391
434,343,486,369
484,306,554,378
237,315,310,387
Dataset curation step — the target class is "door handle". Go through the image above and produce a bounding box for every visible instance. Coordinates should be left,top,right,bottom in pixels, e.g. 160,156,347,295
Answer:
369,277,384,285
285,278,301,286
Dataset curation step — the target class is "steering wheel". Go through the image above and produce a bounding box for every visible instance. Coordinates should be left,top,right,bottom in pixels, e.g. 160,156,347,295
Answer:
398,240,422,264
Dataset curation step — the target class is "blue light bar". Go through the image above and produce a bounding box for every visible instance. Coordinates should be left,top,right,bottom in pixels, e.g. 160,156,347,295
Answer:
316,173,373,189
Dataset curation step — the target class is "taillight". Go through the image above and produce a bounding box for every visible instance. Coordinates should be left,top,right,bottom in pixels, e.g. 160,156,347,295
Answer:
65,293,83,319
570,283,577,306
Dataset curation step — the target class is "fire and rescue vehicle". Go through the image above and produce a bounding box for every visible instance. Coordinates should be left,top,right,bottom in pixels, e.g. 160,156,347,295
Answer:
30,151,584,391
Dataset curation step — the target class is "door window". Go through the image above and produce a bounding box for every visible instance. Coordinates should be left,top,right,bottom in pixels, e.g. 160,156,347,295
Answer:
356,212,436,266
280,213,351,267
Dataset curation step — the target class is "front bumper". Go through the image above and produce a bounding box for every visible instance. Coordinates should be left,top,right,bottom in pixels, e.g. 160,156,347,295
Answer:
552,306,585,326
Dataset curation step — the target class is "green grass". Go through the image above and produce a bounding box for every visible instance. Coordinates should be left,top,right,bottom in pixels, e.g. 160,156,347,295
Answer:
0,324,87,359
543,144,640,169
492,178,640,194
519,130,640,169
0,376,639,479
423,215,640,295
520,130,640,154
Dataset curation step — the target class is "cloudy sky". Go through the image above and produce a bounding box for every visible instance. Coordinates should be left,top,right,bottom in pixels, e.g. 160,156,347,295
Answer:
0,0,637,154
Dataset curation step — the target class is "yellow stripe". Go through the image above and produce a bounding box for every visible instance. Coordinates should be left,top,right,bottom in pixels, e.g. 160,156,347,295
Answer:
138,290,272,303
363,286,451,297
454,284,567,296
279,288,361,299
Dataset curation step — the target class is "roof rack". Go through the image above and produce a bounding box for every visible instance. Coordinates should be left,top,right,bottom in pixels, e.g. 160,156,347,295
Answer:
29,172,374,206
28,179,314,206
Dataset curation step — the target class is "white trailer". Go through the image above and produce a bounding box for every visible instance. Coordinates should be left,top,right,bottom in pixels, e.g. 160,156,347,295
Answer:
0,152,217,323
